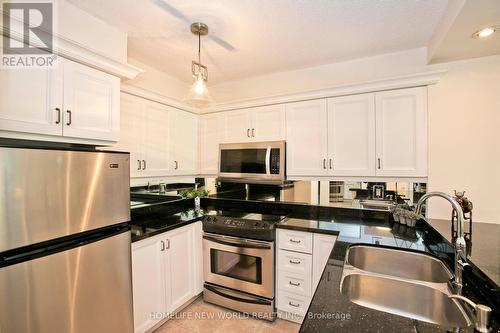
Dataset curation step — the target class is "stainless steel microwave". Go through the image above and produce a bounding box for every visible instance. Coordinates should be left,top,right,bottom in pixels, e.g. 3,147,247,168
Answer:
218,141,285,184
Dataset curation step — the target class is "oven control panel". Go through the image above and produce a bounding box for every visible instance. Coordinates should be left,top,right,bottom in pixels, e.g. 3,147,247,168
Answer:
202,215,283,241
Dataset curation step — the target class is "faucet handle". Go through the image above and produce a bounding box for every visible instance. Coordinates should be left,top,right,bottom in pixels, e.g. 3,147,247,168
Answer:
449,295,491,333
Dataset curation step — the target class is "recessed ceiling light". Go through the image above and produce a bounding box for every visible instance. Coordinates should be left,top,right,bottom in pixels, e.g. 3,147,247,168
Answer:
472,26,498,38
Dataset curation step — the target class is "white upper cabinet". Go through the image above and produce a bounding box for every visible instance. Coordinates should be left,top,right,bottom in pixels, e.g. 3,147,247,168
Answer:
199,113,224,175
62,60,120,141
117,94,144,178
251,104,286,141
375,87,427,177
224,109,253,142
0,63,62,136
112,95,170,178
222,105,286,143
286,99,329,176
0,57,120,144
142,101,171,177
170,110,198,175
327,94,376,176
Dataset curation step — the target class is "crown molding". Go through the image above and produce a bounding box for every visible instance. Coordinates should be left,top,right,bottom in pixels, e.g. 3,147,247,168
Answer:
201,69,447,113
1,12,143,79
121,85,198,114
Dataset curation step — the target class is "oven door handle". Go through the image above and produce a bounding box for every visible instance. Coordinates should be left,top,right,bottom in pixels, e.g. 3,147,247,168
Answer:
203,235,272,249
205,284,272,306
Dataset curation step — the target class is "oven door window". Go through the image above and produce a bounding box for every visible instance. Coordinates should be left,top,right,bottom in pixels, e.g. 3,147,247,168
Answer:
220,149,267,174
210,249,262,284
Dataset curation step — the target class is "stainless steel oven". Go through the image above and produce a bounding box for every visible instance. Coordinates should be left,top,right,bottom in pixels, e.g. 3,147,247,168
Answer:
203,233,274,297
218,141,285,184
203,233,275,318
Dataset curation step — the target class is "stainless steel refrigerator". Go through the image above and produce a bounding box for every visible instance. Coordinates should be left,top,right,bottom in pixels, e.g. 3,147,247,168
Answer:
0,146,133,333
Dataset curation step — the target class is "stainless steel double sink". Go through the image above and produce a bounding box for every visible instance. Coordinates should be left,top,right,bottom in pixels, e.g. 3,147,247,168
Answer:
340,245,472,329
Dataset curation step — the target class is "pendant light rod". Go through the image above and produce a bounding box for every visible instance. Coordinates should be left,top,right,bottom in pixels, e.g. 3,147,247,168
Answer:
198,28,201,64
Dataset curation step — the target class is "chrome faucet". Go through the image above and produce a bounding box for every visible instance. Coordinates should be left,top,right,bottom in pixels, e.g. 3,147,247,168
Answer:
415,192,468,290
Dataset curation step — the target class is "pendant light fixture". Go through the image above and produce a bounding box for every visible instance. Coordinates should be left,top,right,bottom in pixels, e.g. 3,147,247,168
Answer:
186,22,213,108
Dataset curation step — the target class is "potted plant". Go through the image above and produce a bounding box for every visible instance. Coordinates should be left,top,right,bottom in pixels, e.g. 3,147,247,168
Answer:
180,189,210,210
404,210,422,227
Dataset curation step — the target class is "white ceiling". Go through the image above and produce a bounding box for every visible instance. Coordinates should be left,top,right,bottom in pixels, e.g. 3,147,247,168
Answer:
428,0,500,63
67,0,448,84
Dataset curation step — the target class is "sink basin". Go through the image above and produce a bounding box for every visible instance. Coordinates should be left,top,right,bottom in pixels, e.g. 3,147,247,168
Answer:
347,245,453,283
341,273,470,328
340,245,472,329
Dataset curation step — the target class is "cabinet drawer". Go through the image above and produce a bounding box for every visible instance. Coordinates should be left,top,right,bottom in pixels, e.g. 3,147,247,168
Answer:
277,290,311,317
278,250,312,275
278,229,313,254
277,270,311,297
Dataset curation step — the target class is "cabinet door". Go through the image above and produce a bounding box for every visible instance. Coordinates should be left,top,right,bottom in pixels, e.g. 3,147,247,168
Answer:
0,62,63,136
327,94,376,176
111,93,144,178
375,87,427,177
170,110,198,175
286,99,328,176
132,236,166,333
251,104,286,141
199,113,223,175
62,59,120,141
312,234,336,289
142,100,171,177
164,225,196,312
223,109,252,142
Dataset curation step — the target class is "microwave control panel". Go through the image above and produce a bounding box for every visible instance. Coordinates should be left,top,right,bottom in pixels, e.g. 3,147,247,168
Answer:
270,148,280,174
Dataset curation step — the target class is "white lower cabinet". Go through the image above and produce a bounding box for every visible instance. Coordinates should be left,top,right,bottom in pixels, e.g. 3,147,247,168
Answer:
276,229,337,324
132,222,203,333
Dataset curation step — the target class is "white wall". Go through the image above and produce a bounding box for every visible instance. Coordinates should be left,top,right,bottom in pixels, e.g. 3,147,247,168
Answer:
209,48,433,104
123,58,190,102
427,55,500,223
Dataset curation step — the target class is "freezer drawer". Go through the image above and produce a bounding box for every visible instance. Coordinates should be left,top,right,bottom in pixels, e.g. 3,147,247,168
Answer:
0,230,133,333
0,147,130,252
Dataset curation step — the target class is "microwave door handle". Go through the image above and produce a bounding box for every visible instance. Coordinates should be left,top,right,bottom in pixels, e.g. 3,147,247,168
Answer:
265,146,271,175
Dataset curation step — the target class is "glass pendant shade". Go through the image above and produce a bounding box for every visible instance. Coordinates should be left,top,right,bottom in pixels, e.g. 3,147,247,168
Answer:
186,73,213,108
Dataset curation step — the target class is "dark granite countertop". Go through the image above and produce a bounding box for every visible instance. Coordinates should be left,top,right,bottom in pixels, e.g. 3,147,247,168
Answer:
130,196,203,242
428,218,500,286
299,217,500,333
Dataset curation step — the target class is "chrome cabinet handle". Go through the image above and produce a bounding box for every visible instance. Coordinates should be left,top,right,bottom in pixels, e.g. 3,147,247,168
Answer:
289,281,301,287
137,160,141,170
329,158,333,169
289,238,301,244
174,161,178,170
289,259,301,265
160,240,165,251
289,301,300,307
252,128,255,137
55,108,61,124
323,158,326,169
142,160,146,170
378,158,381,169
165,239,170,249
247,128,250,137
66,110,72,126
